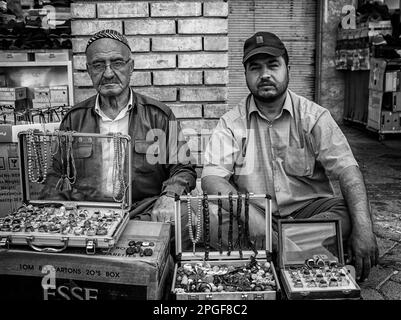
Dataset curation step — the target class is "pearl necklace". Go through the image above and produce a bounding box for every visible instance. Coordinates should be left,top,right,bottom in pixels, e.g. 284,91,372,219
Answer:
187,196,202,254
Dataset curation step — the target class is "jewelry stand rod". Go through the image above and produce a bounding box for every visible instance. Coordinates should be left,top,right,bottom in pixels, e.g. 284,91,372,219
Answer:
178,194,269,201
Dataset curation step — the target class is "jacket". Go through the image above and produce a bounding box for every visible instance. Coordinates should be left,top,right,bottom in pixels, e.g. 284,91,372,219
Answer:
57,91,197,207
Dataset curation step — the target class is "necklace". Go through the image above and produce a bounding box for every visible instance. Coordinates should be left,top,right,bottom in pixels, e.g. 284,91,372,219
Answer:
236,192,243,259
112,133,127,202
187,196,202,254
217,192,223,254
203,192,210,261
227,192,233,256
244,192,257,257
27,129,48,183
66,132,77,185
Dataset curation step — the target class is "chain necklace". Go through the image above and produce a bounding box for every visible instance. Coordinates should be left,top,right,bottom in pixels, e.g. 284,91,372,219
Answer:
203,192,210,261
66,132,77,185
27,129,48,183
112,133,127,202
227,192,234,256
236,192,243,259
55,132,67,191
55,132,75,191
217,192,223,254
187,196,202,254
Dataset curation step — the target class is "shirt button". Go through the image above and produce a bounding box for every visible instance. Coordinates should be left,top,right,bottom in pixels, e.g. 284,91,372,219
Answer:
275,186,280,192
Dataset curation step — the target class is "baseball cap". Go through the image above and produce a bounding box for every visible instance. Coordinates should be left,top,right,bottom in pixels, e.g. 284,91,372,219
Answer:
243,31,286,64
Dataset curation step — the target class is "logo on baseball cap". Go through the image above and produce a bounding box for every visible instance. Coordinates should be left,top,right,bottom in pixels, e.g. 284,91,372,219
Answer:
243,32,286,64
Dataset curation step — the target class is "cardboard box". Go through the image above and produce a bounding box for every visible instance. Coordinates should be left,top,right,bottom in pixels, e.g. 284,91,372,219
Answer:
383,92,401,112
0,221,173,300
384,71,401,92
381,111,400,131
0,52,29,62
32,101,51,110
35,50,70,62
0,87,27,101
367,90,383,130
0,99,28,111
50,86,68,104
369,58,387,91
33,87,51,103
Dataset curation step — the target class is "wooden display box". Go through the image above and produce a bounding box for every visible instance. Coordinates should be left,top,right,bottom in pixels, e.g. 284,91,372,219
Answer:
0,131,132,254
0,221,173,300
171,194,280,300
278,219,360,300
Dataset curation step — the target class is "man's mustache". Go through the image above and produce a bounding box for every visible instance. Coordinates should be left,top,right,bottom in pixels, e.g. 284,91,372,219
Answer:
101,79,120,85
258,81,276,88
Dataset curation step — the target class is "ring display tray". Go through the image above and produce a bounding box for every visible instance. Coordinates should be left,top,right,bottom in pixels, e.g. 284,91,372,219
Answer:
171,193,280,300
0,130,132,254
278,219,360,300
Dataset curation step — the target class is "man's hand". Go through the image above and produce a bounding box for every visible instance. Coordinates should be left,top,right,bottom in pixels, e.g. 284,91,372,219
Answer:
347,229,379,282
151,195,175,223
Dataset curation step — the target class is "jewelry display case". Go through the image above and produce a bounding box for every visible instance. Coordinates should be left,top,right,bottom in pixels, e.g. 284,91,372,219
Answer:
278,219,360,300
171,193,280,300
0,130,132,254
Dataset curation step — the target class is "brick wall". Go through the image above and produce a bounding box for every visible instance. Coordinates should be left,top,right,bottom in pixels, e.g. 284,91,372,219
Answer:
70,0,229,138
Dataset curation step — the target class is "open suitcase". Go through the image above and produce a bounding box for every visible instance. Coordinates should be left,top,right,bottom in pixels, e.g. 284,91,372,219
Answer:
171,193,281,300
0,130,132,254
277,219,361,300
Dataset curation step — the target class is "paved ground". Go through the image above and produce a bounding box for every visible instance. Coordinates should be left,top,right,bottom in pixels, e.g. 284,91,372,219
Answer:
341,125,401,300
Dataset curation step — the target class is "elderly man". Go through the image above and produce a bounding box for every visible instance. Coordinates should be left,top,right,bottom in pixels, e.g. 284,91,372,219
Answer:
201,31,378,282
58,29,196,223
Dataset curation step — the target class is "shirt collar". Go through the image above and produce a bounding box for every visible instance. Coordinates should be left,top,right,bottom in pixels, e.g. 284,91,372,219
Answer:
94,89,133,121
247,90,293,121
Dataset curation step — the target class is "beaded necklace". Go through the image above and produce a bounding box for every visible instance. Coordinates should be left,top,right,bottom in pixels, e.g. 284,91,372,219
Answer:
236,192,243,259
227,192,234,256
27,130,48,183
112,133,127,202
187,196,202,254
217,192,223,254
202,192,210,261
244,192,258,256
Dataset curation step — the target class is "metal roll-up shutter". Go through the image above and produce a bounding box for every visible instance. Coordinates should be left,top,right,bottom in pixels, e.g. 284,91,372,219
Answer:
228,0,317,106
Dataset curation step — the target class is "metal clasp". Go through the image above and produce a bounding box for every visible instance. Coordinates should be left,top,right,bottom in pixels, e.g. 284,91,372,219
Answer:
188,294,199,300
86,239,96,255
205,294,213,300
0,236,10,248
241,293,248,300
253,293,264,300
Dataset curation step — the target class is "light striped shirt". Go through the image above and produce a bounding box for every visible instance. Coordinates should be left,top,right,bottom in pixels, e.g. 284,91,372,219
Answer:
202,90,358,217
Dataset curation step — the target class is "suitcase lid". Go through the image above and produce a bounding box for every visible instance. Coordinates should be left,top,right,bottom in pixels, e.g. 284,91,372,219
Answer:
174,193,273,262
277,219,345,269
18,130,132,209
